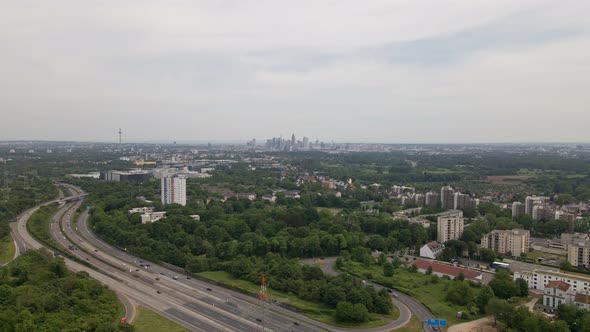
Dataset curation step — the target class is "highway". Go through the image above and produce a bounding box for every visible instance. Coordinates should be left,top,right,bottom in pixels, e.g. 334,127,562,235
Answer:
12,183,428,331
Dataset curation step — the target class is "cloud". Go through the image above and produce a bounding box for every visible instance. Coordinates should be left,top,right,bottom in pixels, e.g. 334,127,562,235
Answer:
0,1,589,143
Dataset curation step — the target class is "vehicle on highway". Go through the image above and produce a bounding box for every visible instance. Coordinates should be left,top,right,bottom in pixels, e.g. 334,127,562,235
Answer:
172,275,178,280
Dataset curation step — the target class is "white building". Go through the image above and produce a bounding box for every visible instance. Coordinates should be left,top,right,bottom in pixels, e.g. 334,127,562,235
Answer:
515,267,590,296
437,211,464,243
419,241,443,259
128,207,155,215
161,175,187,206
141,211,167,224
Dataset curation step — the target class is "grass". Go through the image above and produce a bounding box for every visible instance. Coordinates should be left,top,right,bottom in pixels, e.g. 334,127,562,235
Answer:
0,235,16,264
525,251,545,261
27,204,59,249
133,306,189,332
395,315,423,332
340,261,481,326
197,270,395,328
316,207,342,216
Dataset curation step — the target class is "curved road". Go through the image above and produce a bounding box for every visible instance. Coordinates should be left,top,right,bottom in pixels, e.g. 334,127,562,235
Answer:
300,257,436,332
13,183,434,331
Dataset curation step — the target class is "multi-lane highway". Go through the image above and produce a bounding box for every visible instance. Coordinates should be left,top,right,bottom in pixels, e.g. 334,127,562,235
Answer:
12,183,435,331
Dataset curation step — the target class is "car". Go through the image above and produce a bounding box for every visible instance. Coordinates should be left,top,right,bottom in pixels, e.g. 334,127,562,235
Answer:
172,276,178,280
387,289,393,293
156,290,161,294
94,249,98,252
135,269,139,271
160,272,165,275
206,288,212,291
186,277,191,279
432,328,439,331
155,277,160,280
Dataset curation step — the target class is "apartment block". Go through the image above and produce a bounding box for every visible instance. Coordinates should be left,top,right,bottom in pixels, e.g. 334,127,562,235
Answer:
480,229,530,257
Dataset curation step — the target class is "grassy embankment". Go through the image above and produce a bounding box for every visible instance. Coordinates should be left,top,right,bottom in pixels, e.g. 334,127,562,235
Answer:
133,307,189,332
27,204,60,249
340,260,483,326
198,270,399,328
0,235,16,264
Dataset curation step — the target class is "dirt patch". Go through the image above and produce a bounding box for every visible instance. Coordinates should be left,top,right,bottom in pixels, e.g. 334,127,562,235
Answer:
486,175,532,185
448,317,496,332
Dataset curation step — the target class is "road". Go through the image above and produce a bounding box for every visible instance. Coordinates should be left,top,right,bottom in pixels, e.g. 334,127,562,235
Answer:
14,183,432,331
301,257,436,332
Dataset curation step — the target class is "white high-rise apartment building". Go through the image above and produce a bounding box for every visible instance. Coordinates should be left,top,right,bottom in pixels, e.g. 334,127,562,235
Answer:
437,213,464,243
161,175,187,206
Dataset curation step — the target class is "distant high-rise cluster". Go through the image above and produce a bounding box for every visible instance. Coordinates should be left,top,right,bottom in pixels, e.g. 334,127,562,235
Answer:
264,134,312,151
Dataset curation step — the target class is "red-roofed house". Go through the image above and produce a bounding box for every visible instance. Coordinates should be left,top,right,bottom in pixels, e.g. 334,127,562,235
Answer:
412,259,482,282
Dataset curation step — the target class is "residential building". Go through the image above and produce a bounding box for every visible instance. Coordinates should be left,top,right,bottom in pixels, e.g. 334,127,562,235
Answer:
425,191,439,208
480,229,530,257
532,204,555,221
437,212,464,243
453,192,478,210
419,241,443,259
128,207,154,215
567,239,590,268
441,186,455,210
543,281,575,309
525,195,549,216
515,267,590,293
140,211,167,224
512,202,525,218
161,175,187,206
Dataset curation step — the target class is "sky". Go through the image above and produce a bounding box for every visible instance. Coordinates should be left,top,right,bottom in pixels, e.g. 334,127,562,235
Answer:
1,1,590,144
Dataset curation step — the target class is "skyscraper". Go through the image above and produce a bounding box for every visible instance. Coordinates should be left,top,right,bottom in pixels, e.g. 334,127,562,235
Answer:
161,175,187,206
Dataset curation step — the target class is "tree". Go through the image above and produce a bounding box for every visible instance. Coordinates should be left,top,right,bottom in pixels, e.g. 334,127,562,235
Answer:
409,264,418,273
489,270,521,299
516,278,529,297
485,298,512,325
445,281,474,306
336,301,369,323
383,262,394,277
426,265,433,275
456,272,465,281
479,248,497,262
475,286,494,313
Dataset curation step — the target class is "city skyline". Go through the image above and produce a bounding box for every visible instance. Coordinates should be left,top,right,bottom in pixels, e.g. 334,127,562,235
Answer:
2,1,590,143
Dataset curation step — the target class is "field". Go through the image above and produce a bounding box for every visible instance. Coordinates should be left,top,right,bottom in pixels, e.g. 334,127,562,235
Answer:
197,270,396,328
340,261,481,326
0,236,16,264
486,175,532,185
133,307,189,332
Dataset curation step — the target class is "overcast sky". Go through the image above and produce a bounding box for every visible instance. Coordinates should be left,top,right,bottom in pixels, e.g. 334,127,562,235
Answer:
2,1,590,143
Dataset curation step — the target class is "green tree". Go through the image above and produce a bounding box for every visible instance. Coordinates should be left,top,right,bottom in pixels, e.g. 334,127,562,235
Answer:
445,281,474,306
383,262,394,277
489,270,521,299
475,286,494,313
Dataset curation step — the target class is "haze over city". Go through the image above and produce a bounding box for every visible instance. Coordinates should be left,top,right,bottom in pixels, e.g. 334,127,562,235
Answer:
2,1,590,143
